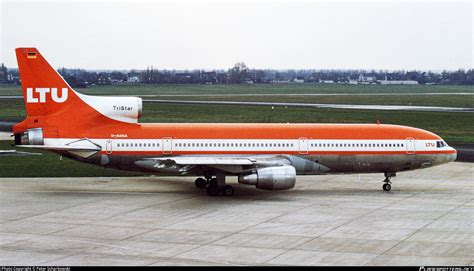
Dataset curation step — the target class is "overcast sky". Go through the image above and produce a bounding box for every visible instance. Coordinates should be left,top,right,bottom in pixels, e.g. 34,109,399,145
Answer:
1,0,472,70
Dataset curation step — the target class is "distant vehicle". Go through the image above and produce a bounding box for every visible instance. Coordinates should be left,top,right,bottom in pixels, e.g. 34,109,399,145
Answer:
13,48,457,196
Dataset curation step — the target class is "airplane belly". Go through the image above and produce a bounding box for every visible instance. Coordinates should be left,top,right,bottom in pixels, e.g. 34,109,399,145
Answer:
314,153,416,174
86,152,436,176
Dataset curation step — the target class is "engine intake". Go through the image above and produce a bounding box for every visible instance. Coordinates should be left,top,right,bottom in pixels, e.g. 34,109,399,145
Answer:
14,128,44,146
238,165,296,190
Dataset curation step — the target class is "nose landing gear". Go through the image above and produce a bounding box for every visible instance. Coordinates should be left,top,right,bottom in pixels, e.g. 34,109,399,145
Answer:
383,172,396,191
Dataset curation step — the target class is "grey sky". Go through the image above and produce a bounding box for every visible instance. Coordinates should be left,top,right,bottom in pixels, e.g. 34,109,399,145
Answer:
1,0,472,70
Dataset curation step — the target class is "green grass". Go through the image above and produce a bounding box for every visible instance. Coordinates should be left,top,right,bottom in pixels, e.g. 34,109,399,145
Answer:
0,99,25,120
2,84,472,107
0,141,141,177
156,94,474,108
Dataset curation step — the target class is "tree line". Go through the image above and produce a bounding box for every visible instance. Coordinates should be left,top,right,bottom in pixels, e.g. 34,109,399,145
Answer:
2,62,473,86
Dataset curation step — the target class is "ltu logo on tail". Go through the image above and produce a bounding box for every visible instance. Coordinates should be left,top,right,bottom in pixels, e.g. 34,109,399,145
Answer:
26,88,68,103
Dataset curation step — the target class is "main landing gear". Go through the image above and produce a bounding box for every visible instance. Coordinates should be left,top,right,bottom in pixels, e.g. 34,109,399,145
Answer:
195,174,234,196
383,172,396,191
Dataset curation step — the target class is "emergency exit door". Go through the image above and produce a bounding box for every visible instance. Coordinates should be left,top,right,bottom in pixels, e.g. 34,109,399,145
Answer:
106,140,113,154
299,137,308,154
162,137,173,154
406,138,415,154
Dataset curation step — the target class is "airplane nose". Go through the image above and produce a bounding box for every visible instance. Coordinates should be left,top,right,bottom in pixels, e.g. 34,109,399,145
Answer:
449,148,457,162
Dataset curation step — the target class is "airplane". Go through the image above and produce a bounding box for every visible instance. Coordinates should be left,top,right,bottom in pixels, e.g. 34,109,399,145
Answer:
12,48,457,196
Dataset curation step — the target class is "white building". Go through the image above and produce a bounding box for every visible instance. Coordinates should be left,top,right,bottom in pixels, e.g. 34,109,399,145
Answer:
293,78,304,83
379,80,418,85
127,76,140,83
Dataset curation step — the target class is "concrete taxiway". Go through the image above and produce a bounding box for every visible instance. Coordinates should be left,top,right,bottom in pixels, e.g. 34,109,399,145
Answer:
142,99,474,113
0,162,472,266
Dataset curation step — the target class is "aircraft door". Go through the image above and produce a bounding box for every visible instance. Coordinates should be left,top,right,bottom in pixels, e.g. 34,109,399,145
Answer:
406,138,415,154
299,137,308,154
106,140,113,154
162,137,172,154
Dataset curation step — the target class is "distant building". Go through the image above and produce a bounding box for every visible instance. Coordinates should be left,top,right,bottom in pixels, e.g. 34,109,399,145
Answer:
348,80,358,85
293,77,304,83
358,74,376,84
127,76,140,83
0,63,7,83
320,79,334,84
379,80,419,85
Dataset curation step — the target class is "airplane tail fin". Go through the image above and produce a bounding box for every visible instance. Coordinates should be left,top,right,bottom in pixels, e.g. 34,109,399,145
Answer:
15,48,78,117
14,48,142,135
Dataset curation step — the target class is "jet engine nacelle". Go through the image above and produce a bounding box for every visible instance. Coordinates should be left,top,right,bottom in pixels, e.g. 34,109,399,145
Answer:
14,127,44,146
77,94,143,124
238,165,296,190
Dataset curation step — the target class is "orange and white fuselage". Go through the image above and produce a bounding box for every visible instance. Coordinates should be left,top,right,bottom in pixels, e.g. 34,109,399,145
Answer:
13,48,457,195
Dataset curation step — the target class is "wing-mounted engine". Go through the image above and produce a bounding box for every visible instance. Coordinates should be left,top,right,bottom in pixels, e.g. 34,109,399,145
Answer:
77,93,142,124
238,165,296,190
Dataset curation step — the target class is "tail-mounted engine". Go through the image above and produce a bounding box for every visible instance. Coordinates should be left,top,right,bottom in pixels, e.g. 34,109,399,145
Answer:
78,95,143,124
238,165,296,190
14,128,43,146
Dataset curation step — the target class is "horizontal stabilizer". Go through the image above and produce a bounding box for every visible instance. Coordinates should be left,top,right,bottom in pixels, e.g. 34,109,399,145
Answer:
16,144,101,151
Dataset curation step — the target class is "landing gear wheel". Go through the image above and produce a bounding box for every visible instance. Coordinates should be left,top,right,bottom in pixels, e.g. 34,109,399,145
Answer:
383,183,391,191
209,178,217,187
222,185,234,196
206,185,219,196
195,178,207,189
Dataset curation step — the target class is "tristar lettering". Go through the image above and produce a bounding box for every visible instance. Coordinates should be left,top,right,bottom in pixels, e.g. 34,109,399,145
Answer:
113,105,133,111
26,88,68,103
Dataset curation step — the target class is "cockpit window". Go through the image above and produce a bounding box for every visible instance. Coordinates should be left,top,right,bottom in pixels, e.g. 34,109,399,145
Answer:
436,141,445,148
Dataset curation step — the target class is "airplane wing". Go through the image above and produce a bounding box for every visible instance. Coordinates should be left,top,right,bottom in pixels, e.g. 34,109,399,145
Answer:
146,156,258,165
135,155,329,174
